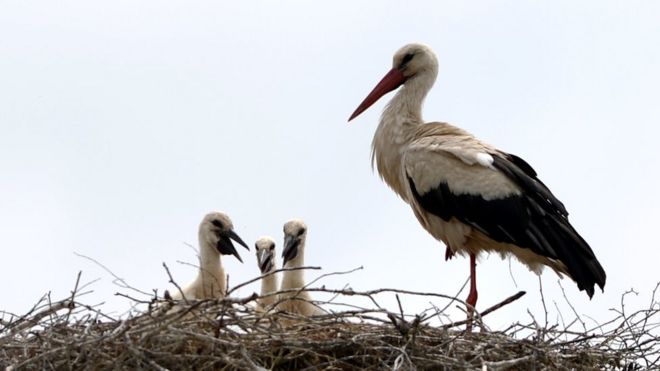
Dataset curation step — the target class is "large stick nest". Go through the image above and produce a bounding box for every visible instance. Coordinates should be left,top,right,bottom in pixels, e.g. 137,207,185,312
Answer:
1,272,658,370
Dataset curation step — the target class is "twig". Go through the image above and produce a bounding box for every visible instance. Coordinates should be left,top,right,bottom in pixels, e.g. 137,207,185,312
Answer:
482,355,533,369
1,300,71,339
2,268,658,370
304,266,364,289
538,276,548,330
507,258,519,288
226,266,322,296
558,279,586,332
74,252,151,296
437,276,469,315
441,291,526,330
64,271,82,322
162,262,188,304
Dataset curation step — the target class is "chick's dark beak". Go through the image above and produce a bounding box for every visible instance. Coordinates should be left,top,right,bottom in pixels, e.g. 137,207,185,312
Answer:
282,234,300,266
217,229,249,263
257,249,274,273
228,230,249,250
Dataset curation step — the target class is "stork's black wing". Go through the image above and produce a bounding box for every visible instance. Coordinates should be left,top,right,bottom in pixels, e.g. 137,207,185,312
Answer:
407,151,606,297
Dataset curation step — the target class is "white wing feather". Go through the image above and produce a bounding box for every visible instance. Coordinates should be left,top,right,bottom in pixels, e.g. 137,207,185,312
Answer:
403,136,520,200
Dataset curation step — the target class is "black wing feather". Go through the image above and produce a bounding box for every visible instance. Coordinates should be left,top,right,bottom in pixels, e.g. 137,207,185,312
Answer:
408,152,606,297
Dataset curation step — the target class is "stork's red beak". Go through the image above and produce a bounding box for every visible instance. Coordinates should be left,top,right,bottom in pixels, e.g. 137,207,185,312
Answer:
348,68,406,122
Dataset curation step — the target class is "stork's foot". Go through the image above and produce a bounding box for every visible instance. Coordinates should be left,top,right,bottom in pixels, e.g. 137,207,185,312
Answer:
465,288,478,332
444,246,455,261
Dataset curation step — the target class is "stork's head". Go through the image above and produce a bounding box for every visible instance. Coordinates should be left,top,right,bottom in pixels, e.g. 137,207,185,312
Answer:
199,211,249,263
349,43,438,121
255,236,276,273
282,219,307,266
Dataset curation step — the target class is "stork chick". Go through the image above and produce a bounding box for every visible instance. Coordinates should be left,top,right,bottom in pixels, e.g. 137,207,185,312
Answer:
255,236,279,312
349,43,606,329
277,219,320,316
169,211,249,300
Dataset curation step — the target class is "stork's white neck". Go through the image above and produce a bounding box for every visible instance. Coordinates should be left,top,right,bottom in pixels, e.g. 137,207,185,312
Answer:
260,269,279,296
197,234,225,296
371,74,434,199
281,239,306,289
384,75,433,123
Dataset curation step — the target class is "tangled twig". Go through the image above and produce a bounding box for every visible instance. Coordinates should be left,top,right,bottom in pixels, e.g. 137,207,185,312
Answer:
1,271,658,370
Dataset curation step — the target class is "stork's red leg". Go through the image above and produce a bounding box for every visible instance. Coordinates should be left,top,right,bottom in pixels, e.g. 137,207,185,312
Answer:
465,253,478,332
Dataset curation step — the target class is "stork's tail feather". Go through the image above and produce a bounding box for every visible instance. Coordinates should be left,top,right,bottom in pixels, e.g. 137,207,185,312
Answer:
542,214,606,298
494,153,606,298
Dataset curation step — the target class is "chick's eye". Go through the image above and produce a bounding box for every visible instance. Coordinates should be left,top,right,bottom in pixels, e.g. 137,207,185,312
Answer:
269,244,275,251
297,228,306,236
211,220,223,228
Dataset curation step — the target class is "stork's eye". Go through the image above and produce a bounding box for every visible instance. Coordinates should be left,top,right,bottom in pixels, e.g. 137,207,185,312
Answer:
297,228,306,236
211,220,223,228
401,53,415,67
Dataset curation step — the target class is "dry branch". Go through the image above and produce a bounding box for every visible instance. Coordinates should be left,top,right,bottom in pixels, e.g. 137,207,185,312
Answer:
1,272,658,370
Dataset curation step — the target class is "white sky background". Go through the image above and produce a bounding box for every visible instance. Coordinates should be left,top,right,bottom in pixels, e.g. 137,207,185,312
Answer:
1,1,659,330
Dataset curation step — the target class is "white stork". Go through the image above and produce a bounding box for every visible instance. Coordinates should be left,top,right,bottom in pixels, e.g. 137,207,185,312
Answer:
255,236,279,312
169,211,249,300
348,43,606,322
277,219,321,316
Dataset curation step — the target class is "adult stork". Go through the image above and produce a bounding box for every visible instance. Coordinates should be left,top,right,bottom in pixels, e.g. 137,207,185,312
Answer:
348,43,606,323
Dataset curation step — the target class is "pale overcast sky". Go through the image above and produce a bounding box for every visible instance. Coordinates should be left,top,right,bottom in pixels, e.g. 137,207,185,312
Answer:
1,1,659,329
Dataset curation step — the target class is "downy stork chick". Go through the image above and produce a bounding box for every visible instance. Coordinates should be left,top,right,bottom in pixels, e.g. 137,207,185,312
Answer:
169,212,249,300
348,43,606,324
255,236,279,312
277,219,321,316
